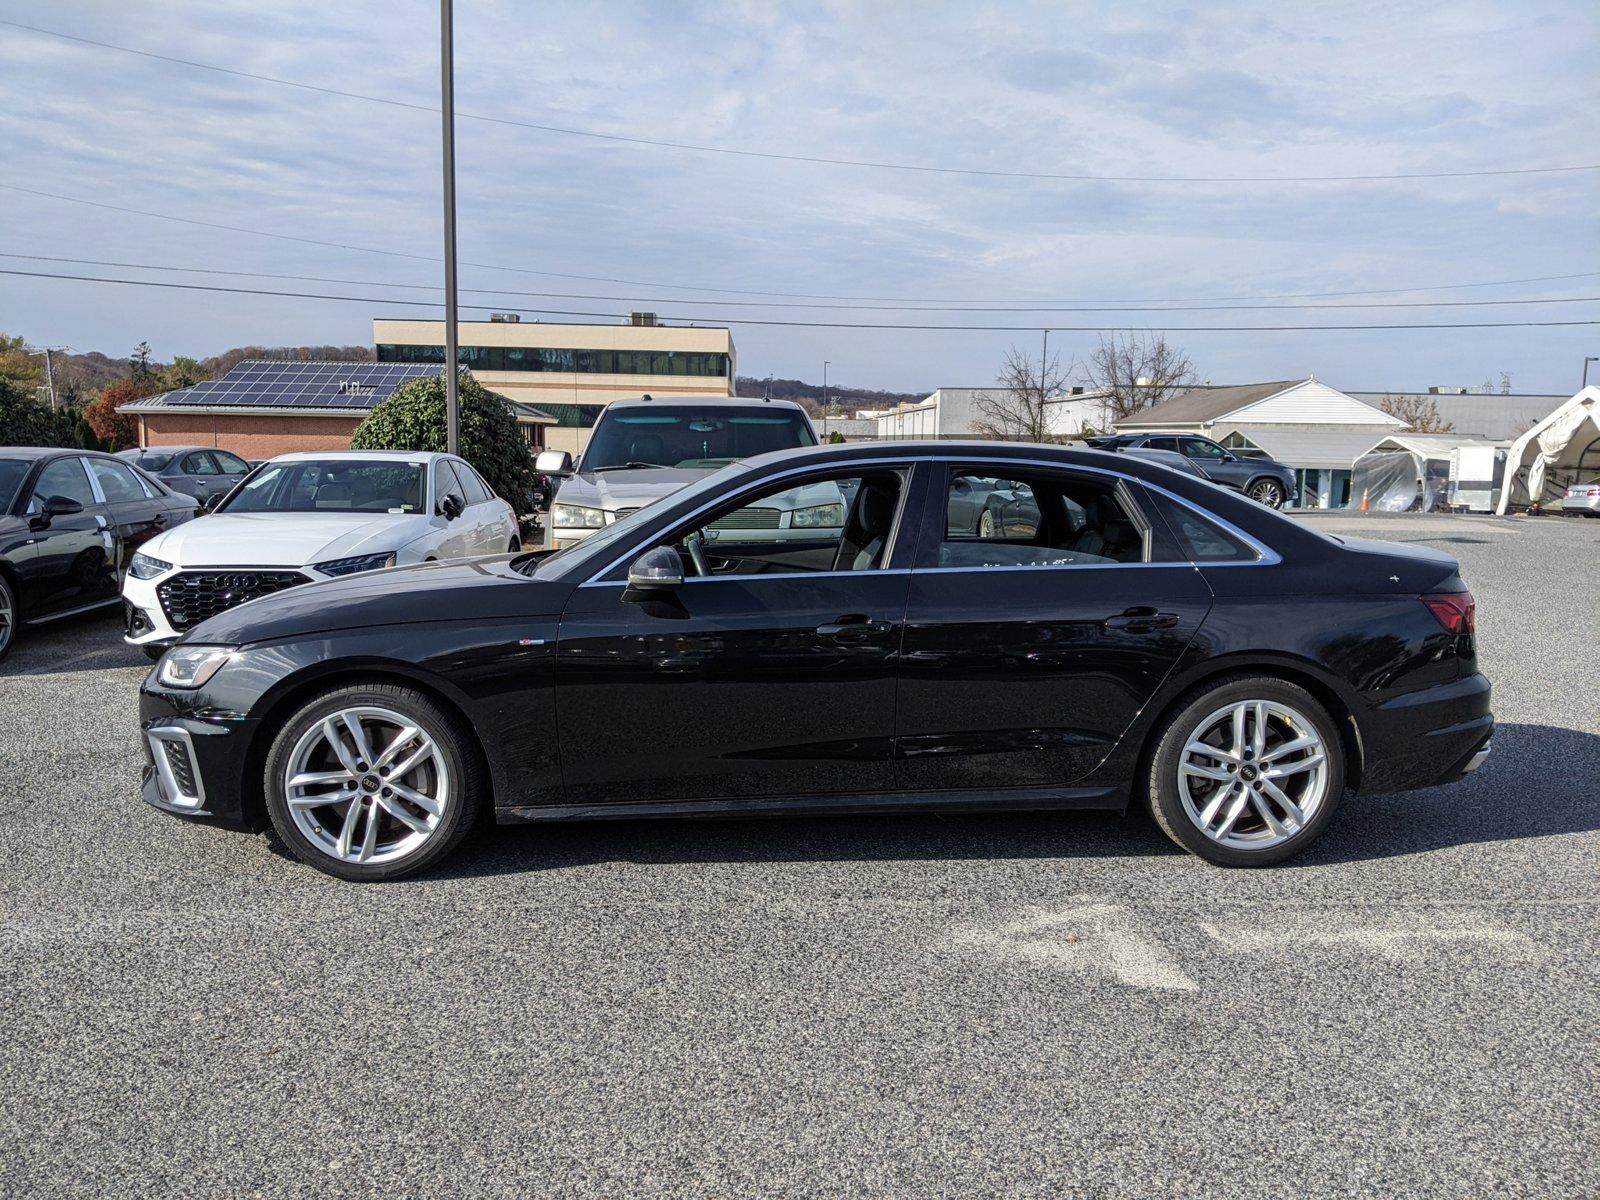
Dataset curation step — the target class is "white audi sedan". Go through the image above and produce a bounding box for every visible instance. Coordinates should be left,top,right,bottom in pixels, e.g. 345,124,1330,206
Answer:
122,450,520,654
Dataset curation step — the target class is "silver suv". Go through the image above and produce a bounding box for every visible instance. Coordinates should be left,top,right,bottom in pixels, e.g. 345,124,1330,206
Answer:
537,395,822,549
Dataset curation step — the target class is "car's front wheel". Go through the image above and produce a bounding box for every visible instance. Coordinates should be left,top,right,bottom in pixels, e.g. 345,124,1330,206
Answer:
0,572,16,662
1144,675,1344,866
1247,478,1287,508
263,682,482,881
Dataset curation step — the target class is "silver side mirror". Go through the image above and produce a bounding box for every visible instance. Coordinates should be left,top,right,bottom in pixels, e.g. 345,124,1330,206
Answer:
627,545,684,591
535,450,573,475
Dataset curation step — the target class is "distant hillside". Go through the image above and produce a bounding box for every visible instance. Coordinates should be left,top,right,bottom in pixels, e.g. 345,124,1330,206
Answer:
40,343,375,405
736,375,924,414
202,344,374,376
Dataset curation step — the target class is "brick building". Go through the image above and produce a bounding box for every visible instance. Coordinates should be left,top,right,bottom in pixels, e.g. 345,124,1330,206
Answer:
120,360,553,457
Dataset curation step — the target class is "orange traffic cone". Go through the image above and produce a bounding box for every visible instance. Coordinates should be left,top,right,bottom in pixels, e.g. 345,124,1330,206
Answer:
1360,488,1369,513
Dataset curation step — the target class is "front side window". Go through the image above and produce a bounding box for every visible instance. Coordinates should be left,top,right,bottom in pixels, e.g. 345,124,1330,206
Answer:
0,459,29,510
31,457,96,509
936,469,1148,569
220,461,425,514
88,458,147,504
581,406,816,471
669,470,904,576
434,460,466,506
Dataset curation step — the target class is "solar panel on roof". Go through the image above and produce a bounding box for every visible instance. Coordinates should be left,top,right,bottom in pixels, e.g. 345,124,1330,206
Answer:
164,360,442,408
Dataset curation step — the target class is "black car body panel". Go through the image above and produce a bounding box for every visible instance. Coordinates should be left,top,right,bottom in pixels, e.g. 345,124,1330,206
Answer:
137,441,1490,839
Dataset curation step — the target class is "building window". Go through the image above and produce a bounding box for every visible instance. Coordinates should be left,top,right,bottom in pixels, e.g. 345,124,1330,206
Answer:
377,344,728,378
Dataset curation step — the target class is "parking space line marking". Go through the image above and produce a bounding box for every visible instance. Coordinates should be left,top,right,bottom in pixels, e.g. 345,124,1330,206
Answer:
947,903,1198,992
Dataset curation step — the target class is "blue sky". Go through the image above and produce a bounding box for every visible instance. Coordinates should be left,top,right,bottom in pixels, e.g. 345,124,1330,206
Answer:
1,0,1596,393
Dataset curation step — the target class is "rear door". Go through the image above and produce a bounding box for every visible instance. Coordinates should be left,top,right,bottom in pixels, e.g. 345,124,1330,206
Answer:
176,450,225,501
895,460,1213,791
86,456,168,575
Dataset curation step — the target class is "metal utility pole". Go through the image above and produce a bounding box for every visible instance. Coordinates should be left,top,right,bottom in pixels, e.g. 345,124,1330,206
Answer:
440,0,460,455
823,360,831,412
1040,329,1051,425
1584,356,1598,390
42,346,59,410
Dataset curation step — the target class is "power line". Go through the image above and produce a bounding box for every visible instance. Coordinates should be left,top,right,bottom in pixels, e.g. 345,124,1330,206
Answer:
4,251,1597,314
3,183,1597,306
4,18,1596,185
4,268,1596,333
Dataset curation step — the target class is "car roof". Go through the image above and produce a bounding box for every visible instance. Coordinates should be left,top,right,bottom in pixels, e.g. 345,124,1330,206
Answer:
267,450,443,464
601,394,810,415
119,445,212,458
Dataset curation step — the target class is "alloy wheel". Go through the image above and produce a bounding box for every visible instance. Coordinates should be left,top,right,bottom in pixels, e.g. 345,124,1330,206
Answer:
979,509,998,538
1249,479,1286,508
283,705,450,866
1176,699,1329,850
0,584,13,656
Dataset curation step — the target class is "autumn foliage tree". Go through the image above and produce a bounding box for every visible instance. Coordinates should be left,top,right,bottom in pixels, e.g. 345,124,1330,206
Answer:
83,377,152,449
1378,393,1456,434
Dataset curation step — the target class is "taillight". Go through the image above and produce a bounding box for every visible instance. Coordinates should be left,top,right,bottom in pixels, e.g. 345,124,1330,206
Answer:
1422,591,1475,636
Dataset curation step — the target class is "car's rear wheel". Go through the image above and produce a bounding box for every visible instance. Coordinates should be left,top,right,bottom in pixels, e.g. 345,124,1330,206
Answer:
978,509,998,538
0,573,15,662
1247,478,1287,508
263,683,482,881
1144,675,1344,866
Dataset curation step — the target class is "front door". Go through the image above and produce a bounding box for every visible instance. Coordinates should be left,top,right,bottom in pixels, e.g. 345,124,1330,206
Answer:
896,461,1213,791
555,464,921,806
20,456,119,617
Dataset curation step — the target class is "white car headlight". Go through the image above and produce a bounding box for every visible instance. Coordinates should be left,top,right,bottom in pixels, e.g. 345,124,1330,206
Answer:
553,503,607,529
312,551,398,577
129,553,172,580
157,645,236,689
790,502,845,528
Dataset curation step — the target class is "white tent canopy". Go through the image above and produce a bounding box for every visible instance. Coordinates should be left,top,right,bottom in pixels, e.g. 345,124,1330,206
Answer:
1496,387,1600,513
1351,434,1504,513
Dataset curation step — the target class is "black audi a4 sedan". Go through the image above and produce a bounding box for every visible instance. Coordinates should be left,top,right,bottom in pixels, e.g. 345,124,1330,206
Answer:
137,441,1491,881
1,447,199,661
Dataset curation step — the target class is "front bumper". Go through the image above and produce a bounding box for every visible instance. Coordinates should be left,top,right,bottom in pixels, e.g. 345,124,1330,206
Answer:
139,690,261,826
1360,672,1494,794
122,574,179,647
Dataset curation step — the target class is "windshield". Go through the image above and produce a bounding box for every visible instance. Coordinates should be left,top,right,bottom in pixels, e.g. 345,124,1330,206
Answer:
519,461,753,580
220,460,426,514
581,406,815,471
0,459,28,510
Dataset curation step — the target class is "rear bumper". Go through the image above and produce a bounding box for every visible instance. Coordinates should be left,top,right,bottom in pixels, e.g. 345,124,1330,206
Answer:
1358,672,1493,794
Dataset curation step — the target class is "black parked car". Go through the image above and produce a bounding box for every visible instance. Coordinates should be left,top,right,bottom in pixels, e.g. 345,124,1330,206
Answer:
1089,433,1298,508
0,448,200,660
138,442,1490,881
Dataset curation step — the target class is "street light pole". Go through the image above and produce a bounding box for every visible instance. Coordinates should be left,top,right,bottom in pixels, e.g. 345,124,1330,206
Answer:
823,361,830,413
1584,356,1598,391
440,0,460,455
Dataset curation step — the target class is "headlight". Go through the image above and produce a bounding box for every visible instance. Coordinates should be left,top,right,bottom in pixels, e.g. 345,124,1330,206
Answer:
157,645,235,689
312,551,398,577
129,553,172,580
790,502,845,528
553,503,606,529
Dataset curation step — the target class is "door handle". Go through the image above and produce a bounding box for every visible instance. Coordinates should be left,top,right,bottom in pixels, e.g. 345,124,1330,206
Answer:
1103,606,1180,633
816,614,892,639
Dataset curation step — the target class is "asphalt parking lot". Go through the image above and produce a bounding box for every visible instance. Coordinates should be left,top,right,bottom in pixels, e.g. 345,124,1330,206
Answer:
1,512,1596,1198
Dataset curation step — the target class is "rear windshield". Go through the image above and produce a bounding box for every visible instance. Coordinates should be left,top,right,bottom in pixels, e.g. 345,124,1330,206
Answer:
132,452,174,471
0,459,28,510
219,460,425,514
582,406,815,471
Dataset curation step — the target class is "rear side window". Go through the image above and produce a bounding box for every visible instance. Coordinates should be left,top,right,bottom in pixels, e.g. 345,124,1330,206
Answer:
88,458,147,504
1149,494,1259,562
182,452,219,476
937,467,1155,568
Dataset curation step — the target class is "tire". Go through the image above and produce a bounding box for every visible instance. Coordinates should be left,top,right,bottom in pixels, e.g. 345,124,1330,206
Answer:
1246,478,1287,508
0,572,15,662
263,682,484,882
978,508,998,538
1143,674,1344,867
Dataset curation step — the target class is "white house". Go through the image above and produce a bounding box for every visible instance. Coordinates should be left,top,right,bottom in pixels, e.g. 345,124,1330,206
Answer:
1115,378,1407,508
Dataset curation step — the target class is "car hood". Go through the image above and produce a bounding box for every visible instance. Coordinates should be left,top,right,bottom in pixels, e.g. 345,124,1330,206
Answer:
146,512,434,567
554,467,712,512
183,557,571,645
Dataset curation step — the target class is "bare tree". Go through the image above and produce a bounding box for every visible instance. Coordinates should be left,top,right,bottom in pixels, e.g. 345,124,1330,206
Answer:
972,342,1074,442
1085,333,1196,420
1378,393,1456,434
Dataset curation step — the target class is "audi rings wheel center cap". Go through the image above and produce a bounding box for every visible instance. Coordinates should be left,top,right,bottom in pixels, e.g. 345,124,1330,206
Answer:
1241,765,1258,781
360,775,381,793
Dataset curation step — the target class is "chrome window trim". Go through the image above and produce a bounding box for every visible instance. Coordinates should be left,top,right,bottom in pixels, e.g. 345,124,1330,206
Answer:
580,453,1280,587
147,727,206,810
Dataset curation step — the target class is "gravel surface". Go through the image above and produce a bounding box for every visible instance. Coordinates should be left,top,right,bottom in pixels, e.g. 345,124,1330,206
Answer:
1,512,1596,1198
